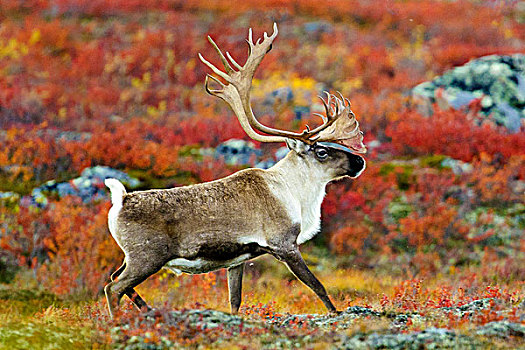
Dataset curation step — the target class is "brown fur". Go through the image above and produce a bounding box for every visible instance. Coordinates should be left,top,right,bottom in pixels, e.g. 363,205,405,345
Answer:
116,169,291,260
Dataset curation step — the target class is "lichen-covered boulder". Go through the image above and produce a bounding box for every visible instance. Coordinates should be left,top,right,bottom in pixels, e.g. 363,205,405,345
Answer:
412,54,525,133
476,321,525,338
255,146,290,169
215,139,262,166
340,328,480,350
29,166,140,207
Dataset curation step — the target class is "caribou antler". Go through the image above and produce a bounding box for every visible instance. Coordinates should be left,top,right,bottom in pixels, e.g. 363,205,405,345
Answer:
315,92,366,153
199,23,366,152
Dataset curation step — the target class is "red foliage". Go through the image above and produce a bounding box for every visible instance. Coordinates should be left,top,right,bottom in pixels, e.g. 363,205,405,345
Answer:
0,198,120,297
36,198,118,296
386,108,525,162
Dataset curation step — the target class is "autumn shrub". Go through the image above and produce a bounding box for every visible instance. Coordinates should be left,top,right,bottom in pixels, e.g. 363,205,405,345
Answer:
0,198,120,297
0,116,247,188
386,108,525,162
36,198,120,297
465,154,525,204
379,278,522,324
0,204,47,271
322,148,523,275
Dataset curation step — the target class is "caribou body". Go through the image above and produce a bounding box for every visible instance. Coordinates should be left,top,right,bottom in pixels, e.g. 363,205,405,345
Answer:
104,24,367,318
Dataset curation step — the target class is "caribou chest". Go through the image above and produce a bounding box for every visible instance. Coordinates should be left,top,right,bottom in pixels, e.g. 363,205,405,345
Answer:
296,188,325,245
267,175,327,245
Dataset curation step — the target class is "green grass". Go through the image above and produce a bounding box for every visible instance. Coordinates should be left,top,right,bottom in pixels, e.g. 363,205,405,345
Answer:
0,289,107,350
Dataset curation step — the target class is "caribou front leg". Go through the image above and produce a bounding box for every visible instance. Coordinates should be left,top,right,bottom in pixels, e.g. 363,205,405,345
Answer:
227,263,244,314
272,246,338,314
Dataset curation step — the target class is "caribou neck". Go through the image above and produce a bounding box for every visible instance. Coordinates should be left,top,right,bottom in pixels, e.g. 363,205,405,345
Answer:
265,151,330,244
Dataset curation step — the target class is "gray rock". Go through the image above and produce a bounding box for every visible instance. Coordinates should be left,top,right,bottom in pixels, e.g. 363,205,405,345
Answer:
254,159,275,169
215,139,262,166
23,166,140,207
496,102,521,133
0,191,20,203
340,328,480,350
412,54,525,133
450,91,477,109
475,321,525,338
441,157,473,175
275,147,290,161
304,21,333,35
80,165,141,188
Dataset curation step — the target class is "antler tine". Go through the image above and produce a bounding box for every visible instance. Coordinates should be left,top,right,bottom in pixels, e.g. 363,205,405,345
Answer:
264,23,278,40
327,92,339,120
207,73,224,86
335,91,352,109
198,53,231,83
334,95,341,116
313,112,327,123
248,28,254,45
246,27,267,50
272,22,278,37
336,91,345,103
318,93,332,120
204,74,225,95
336,91,347,110
226,51,242,70
207,36,234,74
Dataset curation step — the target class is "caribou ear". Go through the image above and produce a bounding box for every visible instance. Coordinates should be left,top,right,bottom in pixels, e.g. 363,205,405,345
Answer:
286,138,308,154
285,138,297,150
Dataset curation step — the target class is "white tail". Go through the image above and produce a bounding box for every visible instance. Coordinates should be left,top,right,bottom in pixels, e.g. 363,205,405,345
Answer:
105,178,127,206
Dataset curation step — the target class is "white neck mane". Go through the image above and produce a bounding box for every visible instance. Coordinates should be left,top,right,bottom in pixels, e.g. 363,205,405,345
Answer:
265,152,331,245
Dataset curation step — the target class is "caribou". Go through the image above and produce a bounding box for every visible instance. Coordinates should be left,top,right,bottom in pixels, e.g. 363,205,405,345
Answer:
104,23,366,318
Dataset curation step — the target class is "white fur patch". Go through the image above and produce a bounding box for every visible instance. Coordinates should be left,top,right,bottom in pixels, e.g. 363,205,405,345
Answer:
296,188,325,245
107,205,120,237
266,155,329,245
238,236,268,247
164,254,252,275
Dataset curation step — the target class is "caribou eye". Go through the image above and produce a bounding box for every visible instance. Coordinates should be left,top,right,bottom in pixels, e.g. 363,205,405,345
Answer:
315,148,329,160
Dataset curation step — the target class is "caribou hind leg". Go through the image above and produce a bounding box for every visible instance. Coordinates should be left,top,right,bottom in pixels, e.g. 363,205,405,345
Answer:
109,261,151,312
105,257,164,318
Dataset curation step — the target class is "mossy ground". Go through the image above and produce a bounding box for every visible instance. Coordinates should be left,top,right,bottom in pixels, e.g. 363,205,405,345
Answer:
1,262,523,349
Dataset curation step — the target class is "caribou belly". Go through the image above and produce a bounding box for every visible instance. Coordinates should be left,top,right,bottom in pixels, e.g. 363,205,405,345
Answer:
164,253,252,275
